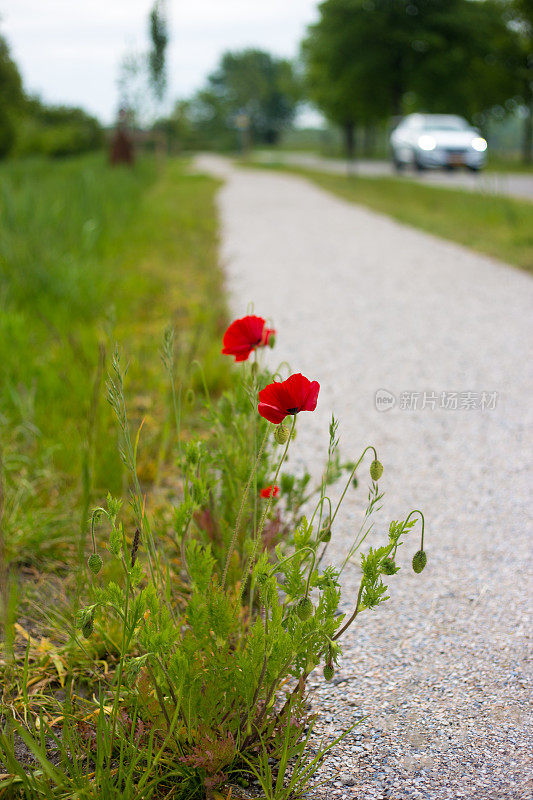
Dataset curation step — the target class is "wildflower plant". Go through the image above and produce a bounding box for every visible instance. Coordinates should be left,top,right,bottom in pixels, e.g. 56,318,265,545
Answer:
0,311,427,800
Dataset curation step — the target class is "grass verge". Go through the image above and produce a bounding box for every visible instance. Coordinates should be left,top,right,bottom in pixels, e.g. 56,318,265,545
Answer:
0,154,227,566
249,162,533,273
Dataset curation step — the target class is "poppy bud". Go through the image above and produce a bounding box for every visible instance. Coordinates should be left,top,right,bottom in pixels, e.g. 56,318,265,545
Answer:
319,525,331,543
297,597,313,621
274,424,290,445
323,664,335,681
380,557,396,575
268,334,276,349
370,460,383,481
87,553,103,575
412,550,427,573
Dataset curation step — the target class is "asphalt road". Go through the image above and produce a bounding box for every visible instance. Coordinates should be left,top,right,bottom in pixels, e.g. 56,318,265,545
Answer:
255,150,533,202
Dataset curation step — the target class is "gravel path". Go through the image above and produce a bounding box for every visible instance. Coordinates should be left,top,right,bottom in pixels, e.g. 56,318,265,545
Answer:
254,150,533,202
197,156,533,800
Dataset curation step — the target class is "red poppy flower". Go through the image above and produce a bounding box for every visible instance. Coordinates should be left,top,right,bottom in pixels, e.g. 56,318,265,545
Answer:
221,315,275,362
260,485,280,499
258,373,320,424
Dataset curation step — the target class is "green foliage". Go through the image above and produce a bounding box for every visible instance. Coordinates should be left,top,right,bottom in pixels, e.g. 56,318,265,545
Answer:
172,49,300,150
0,190,428,797
148,1,168,103
13,99,103,158
0,34,25,157
302,0,522,155
0,32,103,159
0,324,428,797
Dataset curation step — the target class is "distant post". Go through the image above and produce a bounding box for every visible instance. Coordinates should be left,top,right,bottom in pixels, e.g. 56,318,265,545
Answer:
110,108,135,166
235,113,251,156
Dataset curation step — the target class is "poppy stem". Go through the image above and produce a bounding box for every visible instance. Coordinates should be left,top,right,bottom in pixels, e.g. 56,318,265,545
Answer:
330,446,378,528
222,424,271,588
405,509,425,550
235,416,296,610
89,507,106,554
264,545,315,579
333,576,365,640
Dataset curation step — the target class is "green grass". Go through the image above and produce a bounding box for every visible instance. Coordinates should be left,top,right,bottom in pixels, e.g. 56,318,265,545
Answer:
485,155,533,173
250,162,533,273
0,154,227,565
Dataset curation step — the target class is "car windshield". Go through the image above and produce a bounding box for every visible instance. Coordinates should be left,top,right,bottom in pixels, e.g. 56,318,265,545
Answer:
422,117,470,132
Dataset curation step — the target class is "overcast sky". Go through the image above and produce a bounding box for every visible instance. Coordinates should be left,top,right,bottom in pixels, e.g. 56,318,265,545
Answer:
1,0,322,124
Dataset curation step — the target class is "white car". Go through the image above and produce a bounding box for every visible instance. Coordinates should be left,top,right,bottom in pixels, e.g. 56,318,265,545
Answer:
390,113,487,172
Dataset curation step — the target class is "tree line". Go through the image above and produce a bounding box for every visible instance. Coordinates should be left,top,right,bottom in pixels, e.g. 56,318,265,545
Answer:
159,0,532,163
0,36,103,158
1,0,531,161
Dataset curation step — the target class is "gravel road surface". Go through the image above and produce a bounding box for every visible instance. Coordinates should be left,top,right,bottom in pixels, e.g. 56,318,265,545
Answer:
197,156,533,800
255,151,533,202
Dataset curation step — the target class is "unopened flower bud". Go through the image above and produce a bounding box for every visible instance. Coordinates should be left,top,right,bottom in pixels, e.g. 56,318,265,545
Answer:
297,597,313,621
87,553,103,575
370,460,383,481
380,557,396,575
319,525,331,543
323,664,335,681
268,334,276,349
274,424,290,445
412,550,427,573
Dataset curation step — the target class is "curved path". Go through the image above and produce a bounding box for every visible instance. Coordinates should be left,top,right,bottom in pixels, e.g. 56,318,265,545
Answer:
197,156,533,800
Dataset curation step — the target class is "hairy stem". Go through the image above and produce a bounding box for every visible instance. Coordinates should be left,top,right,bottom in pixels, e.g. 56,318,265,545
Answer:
235,416,296,610
222,424,271,587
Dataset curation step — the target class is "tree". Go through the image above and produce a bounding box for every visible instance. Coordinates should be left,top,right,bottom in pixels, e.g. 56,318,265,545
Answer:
148,0,168,103
410,1,521,121
302,0,522,158
0,33,26,157
507,0,533,161
201,49,300,146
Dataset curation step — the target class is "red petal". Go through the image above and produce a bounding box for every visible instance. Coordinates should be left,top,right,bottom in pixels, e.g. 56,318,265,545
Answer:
241,315,265,343
301,380,320,412
282,373,320,412
222,315,266,360
260,484,279,498
257,401,287,424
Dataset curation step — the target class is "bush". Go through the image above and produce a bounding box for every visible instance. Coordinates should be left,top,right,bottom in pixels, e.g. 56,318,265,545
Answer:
13,102,103,158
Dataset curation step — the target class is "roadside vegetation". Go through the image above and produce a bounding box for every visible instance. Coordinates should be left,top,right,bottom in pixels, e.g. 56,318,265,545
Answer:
0,303,428,799
250,163,533,273
0,150,428,799
0,154,226,568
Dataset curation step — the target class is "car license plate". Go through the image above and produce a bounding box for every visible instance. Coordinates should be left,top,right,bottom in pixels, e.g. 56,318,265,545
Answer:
449,154,464,165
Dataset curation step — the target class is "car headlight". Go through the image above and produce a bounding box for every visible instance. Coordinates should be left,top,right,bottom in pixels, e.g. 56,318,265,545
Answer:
471,137,487,152
418,135,436,151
